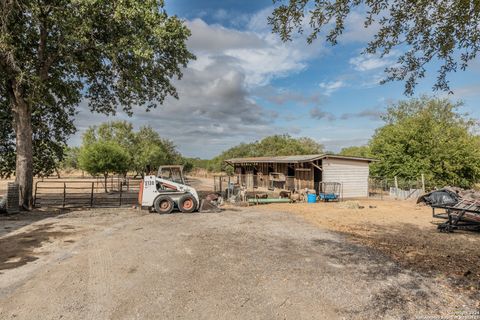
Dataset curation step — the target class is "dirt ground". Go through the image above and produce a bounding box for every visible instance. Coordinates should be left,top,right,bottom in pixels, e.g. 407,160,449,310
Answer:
254,199,480,301
1,207,479,319
1,176,480,318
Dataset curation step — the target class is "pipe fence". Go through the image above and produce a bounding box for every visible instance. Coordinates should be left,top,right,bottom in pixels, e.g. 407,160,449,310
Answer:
33,178,141,209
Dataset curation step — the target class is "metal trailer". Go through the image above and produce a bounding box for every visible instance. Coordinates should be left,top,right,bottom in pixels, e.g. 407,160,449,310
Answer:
431,199,480,232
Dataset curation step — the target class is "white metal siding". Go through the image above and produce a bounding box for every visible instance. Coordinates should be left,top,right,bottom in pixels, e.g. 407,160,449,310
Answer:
321,158,369,198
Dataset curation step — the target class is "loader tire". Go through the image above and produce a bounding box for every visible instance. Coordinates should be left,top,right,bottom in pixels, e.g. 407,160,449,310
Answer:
154,195,174,214
178,194,197,213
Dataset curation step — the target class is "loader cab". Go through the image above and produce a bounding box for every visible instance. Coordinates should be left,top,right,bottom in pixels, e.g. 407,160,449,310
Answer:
157,165,186,185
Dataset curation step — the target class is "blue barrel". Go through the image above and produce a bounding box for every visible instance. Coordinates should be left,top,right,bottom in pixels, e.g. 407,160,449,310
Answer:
307,193,317,203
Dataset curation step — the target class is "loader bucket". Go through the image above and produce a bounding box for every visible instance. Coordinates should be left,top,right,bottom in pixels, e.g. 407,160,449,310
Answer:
199,199,222,213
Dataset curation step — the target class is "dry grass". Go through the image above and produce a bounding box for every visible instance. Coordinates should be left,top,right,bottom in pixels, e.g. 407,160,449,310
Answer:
255,199,480,301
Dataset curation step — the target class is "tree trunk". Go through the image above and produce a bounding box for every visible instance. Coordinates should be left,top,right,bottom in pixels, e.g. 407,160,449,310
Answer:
12,84,33,210
104,174,108,193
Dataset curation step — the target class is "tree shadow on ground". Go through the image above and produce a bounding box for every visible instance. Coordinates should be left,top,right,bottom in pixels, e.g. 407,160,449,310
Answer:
0,222,73,272
334,222,480,304
0,210,64,238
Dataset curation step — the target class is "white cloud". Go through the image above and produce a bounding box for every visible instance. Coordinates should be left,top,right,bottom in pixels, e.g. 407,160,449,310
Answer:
338,11,381,43
186,19,265,53
187,16,325,87
319,80,346,96
246,6,277,33
72,58,287,157
350,55,389,72
349,50,400,72
348,51,401,88
72,16,317,157
353,72,386,88
253,85,323,106
225,45,308,86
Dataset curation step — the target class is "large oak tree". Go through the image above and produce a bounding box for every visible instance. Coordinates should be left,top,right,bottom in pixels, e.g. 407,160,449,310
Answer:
0,0,194,209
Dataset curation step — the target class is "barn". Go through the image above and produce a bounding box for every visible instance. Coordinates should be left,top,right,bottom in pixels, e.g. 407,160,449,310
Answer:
225,154,376,198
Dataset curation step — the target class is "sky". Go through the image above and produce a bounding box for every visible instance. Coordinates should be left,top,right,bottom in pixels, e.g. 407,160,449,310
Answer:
70,0,480,158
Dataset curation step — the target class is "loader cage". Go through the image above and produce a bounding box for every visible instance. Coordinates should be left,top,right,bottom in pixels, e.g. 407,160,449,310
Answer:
157,166,185,185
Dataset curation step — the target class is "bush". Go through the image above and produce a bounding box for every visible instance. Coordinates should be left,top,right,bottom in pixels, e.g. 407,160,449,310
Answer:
78,141,130,192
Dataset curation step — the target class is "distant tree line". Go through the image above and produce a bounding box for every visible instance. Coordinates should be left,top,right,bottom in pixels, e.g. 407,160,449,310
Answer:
190,134,324,174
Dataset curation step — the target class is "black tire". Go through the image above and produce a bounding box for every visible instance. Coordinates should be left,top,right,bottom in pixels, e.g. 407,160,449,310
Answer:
154,195,174,214
178,194,198,213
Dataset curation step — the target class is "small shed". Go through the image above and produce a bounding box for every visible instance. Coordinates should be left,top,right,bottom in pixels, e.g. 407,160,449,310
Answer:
225,154,376,198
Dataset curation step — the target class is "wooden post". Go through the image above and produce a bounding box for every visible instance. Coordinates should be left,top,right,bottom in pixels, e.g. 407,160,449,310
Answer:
421,174,425,193
220,177,223,197
381,179,384,200
90,182,94,208
62,182,66,208
227,176,231,199
394,176,398,199
119,182,123,206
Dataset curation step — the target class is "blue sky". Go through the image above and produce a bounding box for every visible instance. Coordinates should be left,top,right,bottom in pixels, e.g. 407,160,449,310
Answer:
72,0,480,158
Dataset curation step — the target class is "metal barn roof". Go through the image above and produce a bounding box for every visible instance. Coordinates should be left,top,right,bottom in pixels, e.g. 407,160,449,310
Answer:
225,154,376,164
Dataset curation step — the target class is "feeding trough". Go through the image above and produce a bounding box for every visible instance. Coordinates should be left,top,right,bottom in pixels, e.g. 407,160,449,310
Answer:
319,182,342,202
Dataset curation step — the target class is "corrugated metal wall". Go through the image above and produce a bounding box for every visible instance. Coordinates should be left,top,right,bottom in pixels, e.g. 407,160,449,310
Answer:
321,158,369,198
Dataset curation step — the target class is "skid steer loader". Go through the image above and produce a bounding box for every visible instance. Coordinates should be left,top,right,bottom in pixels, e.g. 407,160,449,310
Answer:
139,165,219,214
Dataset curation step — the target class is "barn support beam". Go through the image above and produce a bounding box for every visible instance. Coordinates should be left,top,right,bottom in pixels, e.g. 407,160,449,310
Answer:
311,162,322,171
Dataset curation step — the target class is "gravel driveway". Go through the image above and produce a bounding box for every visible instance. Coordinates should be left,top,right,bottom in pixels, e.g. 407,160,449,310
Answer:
0,208,476,319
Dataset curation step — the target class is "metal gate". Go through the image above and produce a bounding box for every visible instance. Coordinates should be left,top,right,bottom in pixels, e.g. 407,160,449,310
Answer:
33,179,141,209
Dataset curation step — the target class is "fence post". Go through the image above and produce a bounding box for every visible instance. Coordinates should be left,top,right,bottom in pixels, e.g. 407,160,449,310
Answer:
227,176,231,199
90,182,94,208
220,178,223,198
394,176,398,199
381,179,384,200
119,183,123,207
421,173,425,193
63,182,66,208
